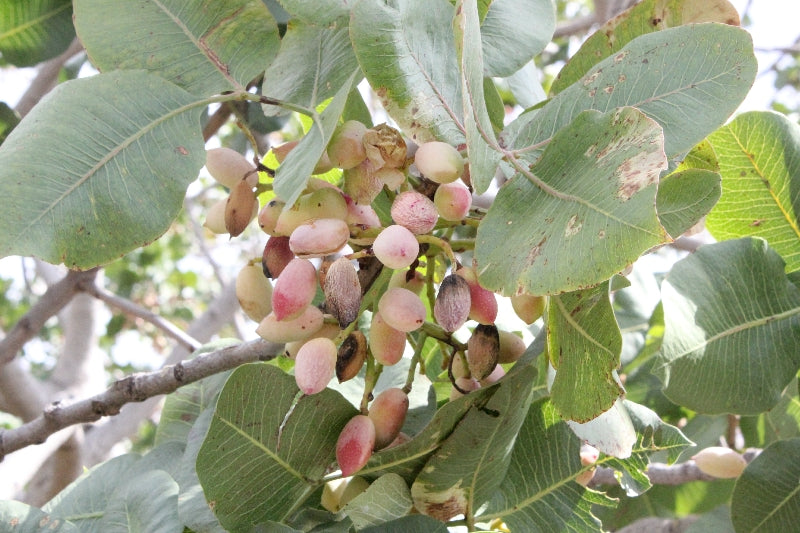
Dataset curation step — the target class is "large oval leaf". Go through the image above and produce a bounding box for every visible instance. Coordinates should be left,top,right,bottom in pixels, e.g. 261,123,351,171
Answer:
655,237,800,414
0,0,74,67
706,111,800,272
0,70,206,269
350,0,464,145
74,0,279,96
475,107,668,296
481,0,555,77
505,23,756,160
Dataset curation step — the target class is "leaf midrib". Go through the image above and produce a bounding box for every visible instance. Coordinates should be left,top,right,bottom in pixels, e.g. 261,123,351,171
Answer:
0,2,70,40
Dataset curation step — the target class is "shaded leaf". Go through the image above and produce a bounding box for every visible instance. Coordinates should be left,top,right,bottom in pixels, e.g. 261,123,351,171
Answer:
102,470,180,533
548,282,624,422
360,515,449,533
706,111,800,271
273,69,359,207
410,364,536,521
483,398,607,531
505,24,756,160
739,378,800,448
343,473,413,529
0,71,206,269
731,438,800,532
261,22,360,116
454,0,502,194
476,107,668,296
480,0,555,77
655,237,800,414
0,102,20,145
0,500,76,532
195,363,358,530
552,0,740,94
0,0,74,66
73,0,279,96
656,168,721,238
350,0,464,145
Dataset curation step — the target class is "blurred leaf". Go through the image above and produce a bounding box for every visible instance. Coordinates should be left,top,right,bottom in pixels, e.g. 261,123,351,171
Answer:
154,339,239,446
476,107,668,296
0,102,20,145
196,363,358,530
686,505,734,533
552,0,740,94
410,364,536,520
0,0,74,66
273,69,359,207
655,237,800,414
73,0,279,96
656,168,721,238
740,378,800,448
343,474,413,529
483,397,608,531
360,515,449,533
351,0,464,145
0,70,205,269
505,24,756,160
0,500,76,532
454,0,502,195
101,470,180,533
276,0,351,25
548,282,624,422
261,22,359,116
731,438,800,532
480,0,555,77
706,111,800,271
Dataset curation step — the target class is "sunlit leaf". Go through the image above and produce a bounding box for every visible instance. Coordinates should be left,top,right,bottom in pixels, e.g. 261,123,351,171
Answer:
0,0,74,66
655,237,800,414
656,169,721,238
0,70,206,269
706,111,800,271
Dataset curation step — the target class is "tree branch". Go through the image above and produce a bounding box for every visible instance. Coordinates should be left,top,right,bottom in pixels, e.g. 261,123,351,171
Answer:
14,38,85,118
0,338,281,460
0,268,99,367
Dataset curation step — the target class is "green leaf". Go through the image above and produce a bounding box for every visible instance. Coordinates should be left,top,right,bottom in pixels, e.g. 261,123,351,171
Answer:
360,515,449,533
343,473,413,529
0,0,74,67
706,111,800,271
0,500,76,532
551,0,741,94
273,69,359,207
73,0,279,96
155,339,239,446
548,282,624,422
740,378,800,448
0,102,20,145
655,237,800,414
261,22,360,116
195,363,358,531
454,0,502,194
480,0,555,77
0,71,206,269
475,107,668,296
350,0,464,145
656,168,721,238
731,438,800,532
102,470,181,533
276,0,351,25
505,24,756,160
410,364,536,521
483,398,607,531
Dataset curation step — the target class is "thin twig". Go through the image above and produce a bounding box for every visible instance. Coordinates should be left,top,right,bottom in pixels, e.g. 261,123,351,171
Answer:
0,268,99,367
0,338,281,459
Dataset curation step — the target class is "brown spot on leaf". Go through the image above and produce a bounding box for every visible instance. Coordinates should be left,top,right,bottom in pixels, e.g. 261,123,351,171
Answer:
565,214,582,237
604,85,614,94
421,494,467,521
616,148,666,201
614,51,629,63
527,236,547,265
175,146,188,155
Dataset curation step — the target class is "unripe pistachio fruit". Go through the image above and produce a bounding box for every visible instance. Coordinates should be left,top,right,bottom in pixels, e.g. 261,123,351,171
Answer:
378,288,426,332
294,337,337,395
434,180,471,221
289,218,350,258
369,388,409,450
336,415,376,476
255,306,324,343
497,330,526,364
369,311,407,366
272,140,333,175
225,179,259,237
235,264,273,322
261,235,294,279
692,446,747,478
372,225,419,270
456,266,498,325
414,141,464,184
272,258,318,321
511,293,545,324
328,120,368,170
390,190,438,234
205,147,255,188
203,198,229,234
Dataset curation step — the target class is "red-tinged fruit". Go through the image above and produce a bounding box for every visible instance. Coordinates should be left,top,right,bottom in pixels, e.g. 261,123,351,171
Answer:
336,415,376,476
457,267,498,324
434,180,471,221
414,141,464,184
378,287,426,332
511,293,545,324
261,236,294,279
255,306,324,343
390,190,438,234
328,120,368,170
480,363,505,386
369,311,407,366
368,388,409,450
345,197,381,229
692,446,747,478
289,218,350,258
235,264,273,322
434,273,471,332
294,337,337,395
272,258,317,321
449,377,480,400
372,225,419,269
206,147,255,188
